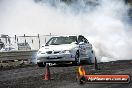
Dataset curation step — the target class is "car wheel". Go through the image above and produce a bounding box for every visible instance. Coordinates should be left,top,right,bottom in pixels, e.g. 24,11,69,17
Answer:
85,57,92,65
73,51,80,65
37,62,46,67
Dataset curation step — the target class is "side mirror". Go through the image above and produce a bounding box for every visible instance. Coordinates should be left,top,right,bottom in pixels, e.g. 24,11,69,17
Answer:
79,42,85,45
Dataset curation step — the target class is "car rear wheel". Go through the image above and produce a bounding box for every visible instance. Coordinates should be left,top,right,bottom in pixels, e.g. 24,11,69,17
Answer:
37,62,46,67
82,57,93,65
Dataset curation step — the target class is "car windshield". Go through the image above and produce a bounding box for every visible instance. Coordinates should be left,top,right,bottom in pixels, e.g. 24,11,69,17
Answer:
46,36,77,45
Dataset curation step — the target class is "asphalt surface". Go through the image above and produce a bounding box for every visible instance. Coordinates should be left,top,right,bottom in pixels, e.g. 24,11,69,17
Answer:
0,60,132,88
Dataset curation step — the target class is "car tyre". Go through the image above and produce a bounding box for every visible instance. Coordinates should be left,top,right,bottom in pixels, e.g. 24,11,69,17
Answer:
73,51,80,65
37,62,46,67
84,57,92,65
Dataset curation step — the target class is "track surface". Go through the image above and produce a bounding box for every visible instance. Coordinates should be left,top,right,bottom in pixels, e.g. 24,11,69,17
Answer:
0,60,132,88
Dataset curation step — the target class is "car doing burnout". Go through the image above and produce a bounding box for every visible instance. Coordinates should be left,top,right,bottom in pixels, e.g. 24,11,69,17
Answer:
36,35,96,67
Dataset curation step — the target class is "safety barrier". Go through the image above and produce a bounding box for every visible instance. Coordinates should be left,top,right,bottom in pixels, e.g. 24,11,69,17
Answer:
0,50,37,62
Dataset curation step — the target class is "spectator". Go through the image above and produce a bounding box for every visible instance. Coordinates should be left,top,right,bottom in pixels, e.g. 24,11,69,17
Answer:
0,39,4,50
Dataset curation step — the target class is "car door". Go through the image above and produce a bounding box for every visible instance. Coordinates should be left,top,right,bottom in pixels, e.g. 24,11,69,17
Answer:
83,37,92,58
78,35,87,58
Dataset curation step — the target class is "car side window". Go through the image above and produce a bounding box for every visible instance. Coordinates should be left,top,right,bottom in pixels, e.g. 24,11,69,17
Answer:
78,36,84,43
78,36,89,44
84,38,89,44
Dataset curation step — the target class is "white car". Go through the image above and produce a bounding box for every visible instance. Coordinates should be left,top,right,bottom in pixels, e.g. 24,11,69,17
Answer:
36,35,95,67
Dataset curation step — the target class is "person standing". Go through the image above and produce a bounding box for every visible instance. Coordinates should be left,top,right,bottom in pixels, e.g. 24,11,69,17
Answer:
0,39,4,50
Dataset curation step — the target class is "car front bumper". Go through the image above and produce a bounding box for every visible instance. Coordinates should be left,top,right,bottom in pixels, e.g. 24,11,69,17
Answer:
36,53,75,63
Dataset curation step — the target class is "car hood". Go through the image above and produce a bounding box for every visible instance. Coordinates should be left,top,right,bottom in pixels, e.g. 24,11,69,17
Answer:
39,44,77,52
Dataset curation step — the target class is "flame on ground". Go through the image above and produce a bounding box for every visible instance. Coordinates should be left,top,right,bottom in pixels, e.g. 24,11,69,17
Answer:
78,65,86,76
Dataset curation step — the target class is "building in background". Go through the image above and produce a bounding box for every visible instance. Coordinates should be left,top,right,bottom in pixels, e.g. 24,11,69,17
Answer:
17,43,31,51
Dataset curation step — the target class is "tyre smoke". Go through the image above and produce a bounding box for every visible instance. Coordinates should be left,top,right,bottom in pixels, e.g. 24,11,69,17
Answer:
0,0,132,62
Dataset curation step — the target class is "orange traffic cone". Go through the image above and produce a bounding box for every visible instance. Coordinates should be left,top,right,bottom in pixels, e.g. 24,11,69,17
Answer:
94,57,98,70
43,64,51,80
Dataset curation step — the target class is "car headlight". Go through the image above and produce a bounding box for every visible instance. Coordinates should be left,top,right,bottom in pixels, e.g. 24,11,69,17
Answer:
61,50,71,54
37,51,45,54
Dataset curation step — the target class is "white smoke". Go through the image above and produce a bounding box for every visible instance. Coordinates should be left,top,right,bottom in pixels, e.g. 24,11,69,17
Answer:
0,0,132,62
